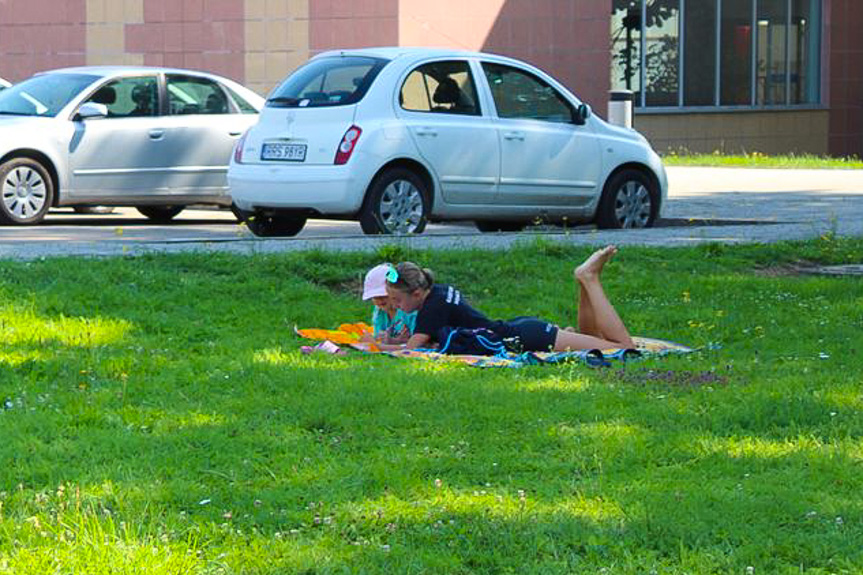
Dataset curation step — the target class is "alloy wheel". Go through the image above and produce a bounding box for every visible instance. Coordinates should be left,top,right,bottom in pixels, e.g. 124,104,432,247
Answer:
379,179,424,234
2,166,47,221
614,180,652,228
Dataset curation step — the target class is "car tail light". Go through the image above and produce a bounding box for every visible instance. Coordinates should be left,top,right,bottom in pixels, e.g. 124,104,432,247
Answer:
233,132,249,164
334,125,362,165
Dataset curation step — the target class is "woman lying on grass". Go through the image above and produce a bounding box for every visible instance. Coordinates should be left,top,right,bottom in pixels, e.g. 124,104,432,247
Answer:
379,245,635,353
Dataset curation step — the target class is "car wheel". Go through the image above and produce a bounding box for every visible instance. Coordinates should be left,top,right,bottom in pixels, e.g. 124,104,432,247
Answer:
244,212,307,237
73,206,115,215
359,168,429,235
0,158,53,225
475,220,526,233
137,206,185,223
595,169,658,229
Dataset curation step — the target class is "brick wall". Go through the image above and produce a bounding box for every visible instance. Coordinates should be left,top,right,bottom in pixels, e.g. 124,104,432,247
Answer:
0,0,87,81
828,0,863,157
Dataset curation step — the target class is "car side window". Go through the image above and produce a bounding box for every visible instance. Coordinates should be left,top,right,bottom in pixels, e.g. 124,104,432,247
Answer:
400,61,481,116
166,75,231,115
481,63,574,123
224,86,258,114
87,76,158,118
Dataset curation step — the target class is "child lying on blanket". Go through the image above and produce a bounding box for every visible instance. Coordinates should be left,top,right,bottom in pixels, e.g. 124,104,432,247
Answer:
361,263,417,345
378,245,635,353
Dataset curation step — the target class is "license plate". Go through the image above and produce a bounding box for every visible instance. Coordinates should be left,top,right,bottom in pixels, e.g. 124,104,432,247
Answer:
261,142,307,162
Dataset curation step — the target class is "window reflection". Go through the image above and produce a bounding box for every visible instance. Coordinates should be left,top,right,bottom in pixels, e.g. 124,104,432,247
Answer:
610,0,820,108
790,0,820,104
684,0,717,106
645,0,680,107
611,0,643,106
720,0,753,105
757,0,789,105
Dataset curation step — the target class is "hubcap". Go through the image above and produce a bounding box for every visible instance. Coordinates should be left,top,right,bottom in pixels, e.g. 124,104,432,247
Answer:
614,181,651,228
2,167,47,220
380,179,424,234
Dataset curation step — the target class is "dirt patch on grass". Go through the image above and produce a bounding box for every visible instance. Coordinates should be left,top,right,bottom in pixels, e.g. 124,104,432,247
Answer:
756,261,863,277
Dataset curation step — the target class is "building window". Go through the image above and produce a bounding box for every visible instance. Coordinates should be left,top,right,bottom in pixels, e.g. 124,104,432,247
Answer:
612,0,821,109
645,0,680,106
720,0,753,105
684,0,717,106
790,0,820,104
611,1,643,106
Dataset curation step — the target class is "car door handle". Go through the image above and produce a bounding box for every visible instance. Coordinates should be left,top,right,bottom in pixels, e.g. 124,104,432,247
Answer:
228,131,243,137
415,127,438,137
148,129,165,140
503,131,525,141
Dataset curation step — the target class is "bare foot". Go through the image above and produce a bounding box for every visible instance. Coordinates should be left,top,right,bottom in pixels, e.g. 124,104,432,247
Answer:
575,245,618,282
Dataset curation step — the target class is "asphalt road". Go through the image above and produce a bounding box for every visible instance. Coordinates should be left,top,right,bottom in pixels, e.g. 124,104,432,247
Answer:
1,166,861,259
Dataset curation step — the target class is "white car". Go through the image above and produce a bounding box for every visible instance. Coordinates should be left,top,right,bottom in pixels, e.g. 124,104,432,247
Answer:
0,67,264,225
229,47,667,237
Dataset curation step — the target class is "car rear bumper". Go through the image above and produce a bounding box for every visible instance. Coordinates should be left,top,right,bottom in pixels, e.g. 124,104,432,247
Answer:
228,163,364,214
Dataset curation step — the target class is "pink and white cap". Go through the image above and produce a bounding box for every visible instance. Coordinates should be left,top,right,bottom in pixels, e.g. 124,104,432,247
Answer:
362,263,391,300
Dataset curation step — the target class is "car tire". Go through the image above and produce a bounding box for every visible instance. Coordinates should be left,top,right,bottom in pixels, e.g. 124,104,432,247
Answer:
137,206,185,223
595,169,658,229
0,158,53,226
244,212,307,237
475,220,526,233
359,168,429,235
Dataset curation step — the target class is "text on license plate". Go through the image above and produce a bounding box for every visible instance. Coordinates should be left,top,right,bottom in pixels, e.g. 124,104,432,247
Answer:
261,142,307,162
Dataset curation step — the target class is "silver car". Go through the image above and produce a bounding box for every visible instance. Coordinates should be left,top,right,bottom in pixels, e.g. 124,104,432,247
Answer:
0,67,264,225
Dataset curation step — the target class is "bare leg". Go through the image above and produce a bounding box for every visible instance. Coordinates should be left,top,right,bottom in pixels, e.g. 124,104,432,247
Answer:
577,281,602,338
554,246,634,351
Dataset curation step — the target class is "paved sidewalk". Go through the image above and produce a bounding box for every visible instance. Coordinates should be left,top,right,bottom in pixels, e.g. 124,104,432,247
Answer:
0,166,860,259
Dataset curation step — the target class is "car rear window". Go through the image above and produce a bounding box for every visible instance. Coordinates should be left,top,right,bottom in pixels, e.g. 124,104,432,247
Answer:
267,56,388,108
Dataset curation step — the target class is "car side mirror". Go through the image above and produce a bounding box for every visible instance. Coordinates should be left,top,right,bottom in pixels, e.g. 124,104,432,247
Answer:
75,102,108,121
573,103,591,125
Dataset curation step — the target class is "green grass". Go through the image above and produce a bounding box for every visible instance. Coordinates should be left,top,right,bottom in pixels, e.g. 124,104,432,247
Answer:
1,237,862,574
662,150,863,169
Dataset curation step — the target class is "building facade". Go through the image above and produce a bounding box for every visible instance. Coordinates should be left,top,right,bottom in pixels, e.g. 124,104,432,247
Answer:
0,0,859,157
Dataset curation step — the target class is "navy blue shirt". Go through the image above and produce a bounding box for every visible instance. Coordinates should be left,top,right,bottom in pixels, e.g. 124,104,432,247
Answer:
413,284,496,340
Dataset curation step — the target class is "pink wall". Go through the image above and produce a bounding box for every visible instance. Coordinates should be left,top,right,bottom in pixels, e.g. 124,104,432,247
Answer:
307,0,610,111
828,0,863,157
308,0,399,53
125,0,246,81
0,0,87,81
482,0,611,111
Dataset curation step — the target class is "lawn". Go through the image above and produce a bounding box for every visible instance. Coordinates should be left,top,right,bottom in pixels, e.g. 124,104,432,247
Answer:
662,151,863,170
0,237,861,574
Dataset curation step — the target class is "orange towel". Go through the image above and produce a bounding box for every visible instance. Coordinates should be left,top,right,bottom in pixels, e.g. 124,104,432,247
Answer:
295,322,373,345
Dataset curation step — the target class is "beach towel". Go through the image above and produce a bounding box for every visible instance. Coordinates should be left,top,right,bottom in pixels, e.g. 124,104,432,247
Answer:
296,323,694,368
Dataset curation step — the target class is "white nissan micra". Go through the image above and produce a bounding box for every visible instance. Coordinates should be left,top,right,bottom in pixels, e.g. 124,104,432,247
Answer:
229,47,667,236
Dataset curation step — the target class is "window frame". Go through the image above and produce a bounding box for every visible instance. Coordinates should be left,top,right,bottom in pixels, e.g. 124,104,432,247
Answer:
398,59,483,117
614,0,823,113
82,74,161,119
165,73,236,116
480,61,577,125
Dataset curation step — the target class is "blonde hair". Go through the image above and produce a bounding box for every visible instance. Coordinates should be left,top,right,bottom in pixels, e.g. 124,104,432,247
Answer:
387,261,435,292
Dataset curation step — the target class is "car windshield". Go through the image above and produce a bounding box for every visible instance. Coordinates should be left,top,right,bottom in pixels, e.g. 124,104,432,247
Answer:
0,73,98,117
267,56,388,108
